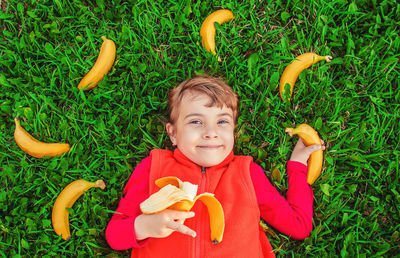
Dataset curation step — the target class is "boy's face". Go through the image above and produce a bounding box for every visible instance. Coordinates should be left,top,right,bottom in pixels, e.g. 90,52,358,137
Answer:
166,92,235,167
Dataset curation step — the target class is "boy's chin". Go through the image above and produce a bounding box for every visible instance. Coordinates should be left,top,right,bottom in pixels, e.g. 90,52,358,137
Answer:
193,156,227,168
179,147,232,167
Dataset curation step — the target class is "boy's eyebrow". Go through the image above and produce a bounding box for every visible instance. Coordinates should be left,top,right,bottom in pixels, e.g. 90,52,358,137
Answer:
183,113,203,120
184,113,233,119
218,112,233,118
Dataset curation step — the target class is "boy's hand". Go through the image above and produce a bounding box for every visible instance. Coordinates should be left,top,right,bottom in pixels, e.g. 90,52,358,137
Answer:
134,209,196,240
289,138,326,166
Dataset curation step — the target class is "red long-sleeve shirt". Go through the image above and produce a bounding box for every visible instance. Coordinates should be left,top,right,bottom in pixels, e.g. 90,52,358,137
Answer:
106,157,313,250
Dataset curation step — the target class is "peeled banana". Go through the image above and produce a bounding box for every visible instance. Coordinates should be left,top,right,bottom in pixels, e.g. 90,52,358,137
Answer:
279,52,332,101
77,36,116,91
285,124,323,184
200,9,234,56
140,176,225,244
14,117,70,158
52,179,106,240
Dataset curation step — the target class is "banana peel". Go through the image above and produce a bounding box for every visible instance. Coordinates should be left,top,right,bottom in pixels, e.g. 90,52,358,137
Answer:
140,176,225,244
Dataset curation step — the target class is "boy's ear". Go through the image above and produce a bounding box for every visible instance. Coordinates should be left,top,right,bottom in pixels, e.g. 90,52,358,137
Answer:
166,123,177,146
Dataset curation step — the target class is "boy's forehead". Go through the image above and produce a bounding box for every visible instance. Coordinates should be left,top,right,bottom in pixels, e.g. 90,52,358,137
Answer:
182,90,207,101
179,92,232,114
181,91,216,107
170,88,237,124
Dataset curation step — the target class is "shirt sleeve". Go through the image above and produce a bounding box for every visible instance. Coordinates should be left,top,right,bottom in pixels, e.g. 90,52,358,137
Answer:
105,156,152,250
251,160,314,240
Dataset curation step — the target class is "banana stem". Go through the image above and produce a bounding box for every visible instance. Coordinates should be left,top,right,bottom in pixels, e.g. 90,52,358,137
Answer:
95,180,106,190
285,128,295,137
324,55,333,62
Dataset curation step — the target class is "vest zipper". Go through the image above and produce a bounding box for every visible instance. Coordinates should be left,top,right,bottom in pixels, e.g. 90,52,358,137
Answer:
194,166,207,258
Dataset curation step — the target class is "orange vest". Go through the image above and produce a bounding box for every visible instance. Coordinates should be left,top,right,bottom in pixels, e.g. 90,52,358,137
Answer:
131,149,275,258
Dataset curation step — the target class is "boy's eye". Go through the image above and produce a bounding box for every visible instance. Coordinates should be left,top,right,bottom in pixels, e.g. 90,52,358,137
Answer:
189,120,202,125
218,120,230,125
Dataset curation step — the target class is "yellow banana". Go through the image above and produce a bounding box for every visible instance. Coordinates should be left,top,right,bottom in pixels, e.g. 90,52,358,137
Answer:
155,176,183,189
200,9,234,56
52,179,106,240
77,36,116,91
140,176,225,244
14,117,70,158
285,124,323,185
279,53,332,101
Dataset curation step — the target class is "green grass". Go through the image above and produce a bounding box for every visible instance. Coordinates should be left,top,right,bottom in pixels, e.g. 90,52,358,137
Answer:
0,0,399,256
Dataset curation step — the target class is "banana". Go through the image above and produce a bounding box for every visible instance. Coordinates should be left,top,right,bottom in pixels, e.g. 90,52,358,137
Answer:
200,9,234,56
285,124,323,185
14,117,70,158
77,36,116,91
155,176,184,189
52,179,106,240
279,53,332,101
140,176,225,244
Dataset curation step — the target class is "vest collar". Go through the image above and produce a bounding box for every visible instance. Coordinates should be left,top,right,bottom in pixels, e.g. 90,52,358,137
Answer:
173,148,234,170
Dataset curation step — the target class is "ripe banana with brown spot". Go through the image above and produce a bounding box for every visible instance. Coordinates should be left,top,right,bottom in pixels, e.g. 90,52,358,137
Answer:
14,117,70,158
279,53,332,101
285,124,323,184
140,176,225,244
77,36,116,90
52,179,106,240
200,9,234,56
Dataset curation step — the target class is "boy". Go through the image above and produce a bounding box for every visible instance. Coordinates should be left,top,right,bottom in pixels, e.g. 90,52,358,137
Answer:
106,75,324,257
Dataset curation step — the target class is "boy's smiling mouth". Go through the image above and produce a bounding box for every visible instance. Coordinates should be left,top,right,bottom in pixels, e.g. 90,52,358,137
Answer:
197,145,223,149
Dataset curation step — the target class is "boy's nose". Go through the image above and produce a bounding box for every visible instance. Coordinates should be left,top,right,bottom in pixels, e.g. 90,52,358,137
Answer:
203,126,218,139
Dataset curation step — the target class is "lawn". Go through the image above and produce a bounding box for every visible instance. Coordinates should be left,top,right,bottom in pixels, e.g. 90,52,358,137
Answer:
0,0,399,256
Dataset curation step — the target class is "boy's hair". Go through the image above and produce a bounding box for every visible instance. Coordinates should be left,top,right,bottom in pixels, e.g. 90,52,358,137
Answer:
167,75,239,124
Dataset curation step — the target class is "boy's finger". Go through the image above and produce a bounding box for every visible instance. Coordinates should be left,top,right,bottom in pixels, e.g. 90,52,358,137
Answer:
295,138,306,148
166,210,195,220
307,144,322,154
166,220,196,237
